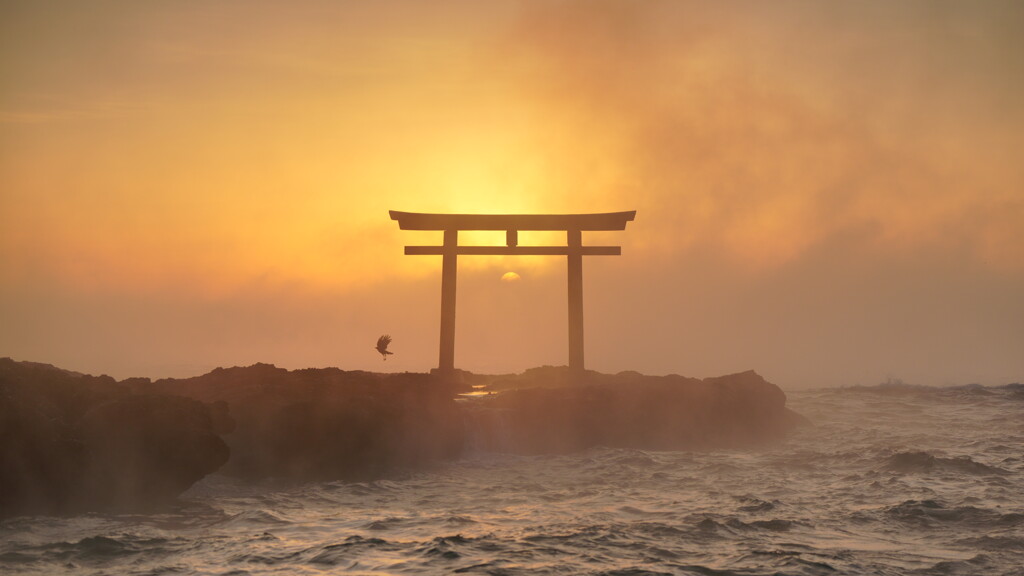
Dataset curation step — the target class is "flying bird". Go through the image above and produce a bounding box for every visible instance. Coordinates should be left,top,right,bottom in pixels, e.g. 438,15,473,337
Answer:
376,335,394,360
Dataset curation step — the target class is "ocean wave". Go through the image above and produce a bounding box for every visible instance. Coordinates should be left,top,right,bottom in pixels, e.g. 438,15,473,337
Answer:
692,516,807,535
734,496,777,513
831,381,1024,403
882,451,1010,475
363,516,412,531
909,553,994,575
659,565,751,576
309,535,401,566
1001,383,1024,400
589,565,675,569
417,535,471,560
212,509,290,527
604,450,659,468
617,505,672,518
954,535,1024,551
756,555,838,575
630,522,688,539
68,535,132,557
1,534,185,566
884,500,1023,527
835,381,1021,399
446,515,478,525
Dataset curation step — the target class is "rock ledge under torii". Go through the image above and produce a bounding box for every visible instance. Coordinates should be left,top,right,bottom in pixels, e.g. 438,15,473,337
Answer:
1,359,806,517
461,366,808,454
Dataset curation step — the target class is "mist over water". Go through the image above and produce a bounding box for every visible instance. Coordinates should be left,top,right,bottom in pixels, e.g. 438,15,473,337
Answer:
2,383,1021,575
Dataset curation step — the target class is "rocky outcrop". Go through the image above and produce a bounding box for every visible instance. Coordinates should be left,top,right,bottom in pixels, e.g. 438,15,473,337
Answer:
0,359,228,517
2,358,806,516
133,364,464,481
0,359,463,516
463,367,805,454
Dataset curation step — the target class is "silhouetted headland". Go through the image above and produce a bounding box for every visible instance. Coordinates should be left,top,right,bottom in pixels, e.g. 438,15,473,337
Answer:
0,358,229,517
1,358,806,517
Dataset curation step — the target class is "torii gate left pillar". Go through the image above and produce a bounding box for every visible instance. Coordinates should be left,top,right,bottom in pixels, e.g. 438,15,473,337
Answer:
438,228,458,371
390,210,636,375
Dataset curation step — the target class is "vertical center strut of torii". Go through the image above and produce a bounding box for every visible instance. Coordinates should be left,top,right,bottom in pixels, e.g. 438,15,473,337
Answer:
390,210,636,374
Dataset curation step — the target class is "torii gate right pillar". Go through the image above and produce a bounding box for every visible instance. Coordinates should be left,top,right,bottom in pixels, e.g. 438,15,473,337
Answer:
567,229,584,372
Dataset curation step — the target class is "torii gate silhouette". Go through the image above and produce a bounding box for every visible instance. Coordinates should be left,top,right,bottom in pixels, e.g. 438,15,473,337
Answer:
390,210,636,374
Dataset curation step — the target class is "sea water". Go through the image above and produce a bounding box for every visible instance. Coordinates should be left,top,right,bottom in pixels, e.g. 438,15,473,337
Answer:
2,383,1022,575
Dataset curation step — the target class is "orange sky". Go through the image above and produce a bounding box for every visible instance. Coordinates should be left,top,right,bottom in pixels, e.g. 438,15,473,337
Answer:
2,1,1022,387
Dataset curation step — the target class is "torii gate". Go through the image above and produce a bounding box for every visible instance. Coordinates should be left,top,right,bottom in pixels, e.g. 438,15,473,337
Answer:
390,210,636,374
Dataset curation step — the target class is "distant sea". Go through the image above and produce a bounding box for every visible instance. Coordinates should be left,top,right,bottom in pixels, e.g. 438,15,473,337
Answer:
2,383,1022,575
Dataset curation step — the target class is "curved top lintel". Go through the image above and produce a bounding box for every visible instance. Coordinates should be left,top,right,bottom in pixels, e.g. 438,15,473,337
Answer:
389,210,636,231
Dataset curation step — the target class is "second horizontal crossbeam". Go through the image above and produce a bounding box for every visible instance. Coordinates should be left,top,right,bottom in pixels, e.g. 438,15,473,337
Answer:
404,246,622,256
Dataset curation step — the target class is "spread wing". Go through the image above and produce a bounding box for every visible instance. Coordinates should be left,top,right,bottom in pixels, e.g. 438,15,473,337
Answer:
376,334,392,353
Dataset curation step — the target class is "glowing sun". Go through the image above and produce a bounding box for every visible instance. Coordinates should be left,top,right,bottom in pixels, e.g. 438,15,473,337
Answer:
501,271,521,283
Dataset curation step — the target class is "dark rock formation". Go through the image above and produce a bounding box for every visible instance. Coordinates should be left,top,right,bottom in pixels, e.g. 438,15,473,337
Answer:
2,358,807,516
133,364,464,481
77,394,230,507
0,359,228,517
462,367,805,454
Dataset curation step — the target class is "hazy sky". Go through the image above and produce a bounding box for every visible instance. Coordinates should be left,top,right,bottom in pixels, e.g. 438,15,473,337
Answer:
2,0,1022,387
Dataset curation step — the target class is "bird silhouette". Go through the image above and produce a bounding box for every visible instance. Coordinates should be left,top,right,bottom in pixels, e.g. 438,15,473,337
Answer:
376,334,394,360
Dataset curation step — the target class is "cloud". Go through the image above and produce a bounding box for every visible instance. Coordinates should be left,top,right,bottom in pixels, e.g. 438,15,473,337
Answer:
489,0,1024,271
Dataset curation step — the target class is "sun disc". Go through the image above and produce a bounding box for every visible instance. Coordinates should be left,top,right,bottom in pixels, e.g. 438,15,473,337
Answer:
501,271,521,283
